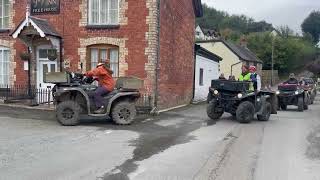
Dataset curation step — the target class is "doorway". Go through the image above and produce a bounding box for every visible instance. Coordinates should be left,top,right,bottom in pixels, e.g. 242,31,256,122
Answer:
36,45,58,104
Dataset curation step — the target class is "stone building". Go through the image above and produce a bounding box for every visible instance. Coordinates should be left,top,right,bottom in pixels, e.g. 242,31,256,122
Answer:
0,0,203,110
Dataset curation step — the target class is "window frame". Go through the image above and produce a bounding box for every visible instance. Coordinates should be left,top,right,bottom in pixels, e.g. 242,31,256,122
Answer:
87,44,119,77
0,0,10,30
199,68,204,86
0,46,10,85
88,0,120,26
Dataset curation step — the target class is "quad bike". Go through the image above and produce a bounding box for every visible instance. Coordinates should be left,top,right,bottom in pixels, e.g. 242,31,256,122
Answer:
276,83,309,112
301,78,317,104
45,72,141,126
207,80,277,123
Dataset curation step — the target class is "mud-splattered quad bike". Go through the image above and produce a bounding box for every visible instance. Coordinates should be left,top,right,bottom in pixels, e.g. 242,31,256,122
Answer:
276,83,309,112
207,80,277,123
45,72,141,126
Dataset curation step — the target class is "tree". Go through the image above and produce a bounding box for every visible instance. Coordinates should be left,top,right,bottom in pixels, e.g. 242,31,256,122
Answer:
196,4,273,35
277,25,294,38
246,32,318,74
302,11,320,44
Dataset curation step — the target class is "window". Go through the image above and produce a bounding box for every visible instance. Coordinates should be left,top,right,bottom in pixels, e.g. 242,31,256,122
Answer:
0,47,9,84
0,0,9,29
88,45,119,77
88,0,119,25
199,68,204,86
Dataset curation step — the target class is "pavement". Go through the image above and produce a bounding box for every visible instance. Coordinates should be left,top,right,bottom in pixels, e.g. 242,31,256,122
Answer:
0,96,320,180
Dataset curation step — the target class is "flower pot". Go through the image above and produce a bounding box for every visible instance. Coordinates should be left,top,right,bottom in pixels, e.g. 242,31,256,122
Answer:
20,52,30,61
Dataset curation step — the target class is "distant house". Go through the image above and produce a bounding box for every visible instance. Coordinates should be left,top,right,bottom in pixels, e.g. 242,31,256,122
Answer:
196,39,263,79
194,45,222,102
196,25,206,40
195,25,219,40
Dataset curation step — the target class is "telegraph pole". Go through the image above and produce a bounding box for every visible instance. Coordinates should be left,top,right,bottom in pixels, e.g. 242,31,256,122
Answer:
271,38,274,86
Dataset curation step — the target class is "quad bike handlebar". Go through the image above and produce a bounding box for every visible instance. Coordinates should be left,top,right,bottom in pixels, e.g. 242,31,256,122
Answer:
67,72,97,85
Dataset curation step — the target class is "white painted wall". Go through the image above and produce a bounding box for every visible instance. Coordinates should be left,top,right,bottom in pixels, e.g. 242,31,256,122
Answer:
194,55,220,102
195,25,206,40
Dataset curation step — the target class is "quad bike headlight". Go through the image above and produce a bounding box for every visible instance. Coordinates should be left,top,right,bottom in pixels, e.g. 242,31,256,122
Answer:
295,91,299,95
276,90,280,95
237,93,243,98
214,90,219,95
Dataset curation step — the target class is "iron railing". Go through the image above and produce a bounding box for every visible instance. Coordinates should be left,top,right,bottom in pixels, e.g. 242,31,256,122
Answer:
0,84,52,106
0,84,153,112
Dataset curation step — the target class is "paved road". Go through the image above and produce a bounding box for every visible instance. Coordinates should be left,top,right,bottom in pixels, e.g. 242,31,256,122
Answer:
0,104,236,180
0,96,319,180
210,96,320,180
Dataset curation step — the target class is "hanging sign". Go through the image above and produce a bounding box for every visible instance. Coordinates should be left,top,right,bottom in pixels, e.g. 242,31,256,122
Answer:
31,0,60,14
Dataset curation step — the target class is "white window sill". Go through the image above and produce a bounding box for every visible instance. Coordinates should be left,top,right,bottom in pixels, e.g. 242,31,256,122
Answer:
86,25,120,29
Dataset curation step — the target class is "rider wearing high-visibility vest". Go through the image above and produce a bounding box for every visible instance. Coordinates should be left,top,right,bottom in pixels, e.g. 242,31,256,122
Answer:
239,65,254,91
239,65,251,81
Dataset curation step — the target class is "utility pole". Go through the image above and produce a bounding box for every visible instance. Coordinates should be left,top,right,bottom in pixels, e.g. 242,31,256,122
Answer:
271,38,274,86
270,30,277,86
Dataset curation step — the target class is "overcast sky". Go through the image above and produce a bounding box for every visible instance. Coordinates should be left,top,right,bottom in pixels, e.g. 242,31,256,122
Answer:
202,0,320,33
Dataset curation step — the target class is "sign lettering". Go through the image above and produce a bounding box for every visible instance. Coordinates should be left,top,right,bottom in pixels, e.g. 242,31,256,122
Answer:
31,0,60,14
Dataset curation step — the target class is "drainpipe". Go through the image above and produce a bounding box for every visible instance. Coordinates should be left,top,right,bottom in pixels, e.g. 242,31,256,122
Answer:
231,61,242,76
192,45,198,101
59,39,63,72
151,0,161,114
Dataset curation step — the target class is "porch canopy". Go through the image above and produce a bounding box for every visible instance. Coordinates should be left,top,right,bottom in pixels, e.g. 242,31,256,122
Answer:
11,16,61,49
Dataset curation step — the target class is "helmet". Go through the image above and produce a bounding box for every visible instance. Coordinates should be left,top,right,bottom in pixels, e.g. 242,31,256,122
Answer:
96,63,105,68
249,65,256,71
289,73,295,79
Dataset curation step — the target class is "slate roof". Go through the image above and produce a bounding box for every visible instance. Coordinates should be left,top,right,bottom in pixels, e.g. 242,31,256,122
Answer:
196,39,262,63
202,28,219,37
29,16,61,38
223,40,262,63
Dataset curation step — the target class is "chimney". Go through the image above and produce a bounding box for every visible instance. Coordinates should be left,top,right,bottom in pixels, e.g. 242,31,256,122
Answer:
26,0,31,24
240,36,247,48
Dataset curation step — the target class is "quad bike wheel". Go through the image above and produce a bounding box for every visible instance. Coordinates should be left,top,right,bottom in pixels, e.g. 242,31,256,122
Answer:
304,102,309,110
111,101,136,125
297,97,304,112
207,93,213,103
56,101,81,126
257,102,272,121
236,101,255,123
280,104,287,110
207,99,223,120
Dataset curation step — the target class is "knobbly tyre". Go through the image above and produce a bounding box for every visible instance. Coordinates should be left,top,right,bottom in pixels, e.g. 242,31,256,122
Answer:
276,83,309,111
207,80,277,123
45,72,141,126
